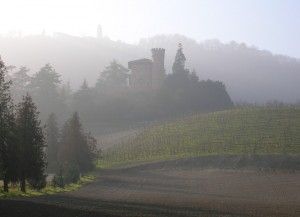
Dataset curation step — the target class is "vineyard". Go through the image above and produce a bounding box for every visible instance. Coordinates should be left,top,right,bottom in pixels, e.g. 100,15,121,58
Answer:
102,106,300,166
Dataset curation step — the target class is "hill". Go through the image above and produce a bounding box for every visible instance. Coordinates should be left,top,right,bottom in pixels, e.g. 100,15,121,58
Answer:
103,105,300,166
1,34,300,103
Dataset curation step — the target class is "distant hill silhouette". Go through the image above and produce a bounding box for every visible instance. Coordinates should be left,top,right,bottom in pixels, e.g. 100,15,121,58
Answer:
1,33,299,103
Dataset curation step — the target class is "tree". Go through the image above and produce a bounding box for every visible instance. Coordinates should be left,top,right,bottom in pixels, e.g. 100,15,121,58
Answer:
58,112,97,174
0,57,18,192
96,59,129,89
10,66,31,103
16,94,46,192
46,113,60,166
158,44,193,114
158,44,233,115
172,43,187,75
72,79,94,122
29,64,63,120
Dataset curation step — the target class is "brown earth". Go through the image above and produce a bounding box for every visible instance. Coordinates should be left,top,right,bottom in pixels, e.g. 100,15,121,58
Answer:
1,157,300,217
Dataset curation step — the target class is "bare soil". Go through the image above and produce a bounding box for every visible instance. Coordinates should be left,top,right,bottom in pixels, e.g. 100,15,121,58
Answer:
1,157,300,217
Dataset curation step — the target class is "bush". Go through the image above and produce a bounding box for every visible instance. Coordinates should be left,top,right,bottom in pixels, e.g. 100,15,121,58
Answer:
64,164,80,184
52,166,64,188
28,175,47,190
52,164,80,187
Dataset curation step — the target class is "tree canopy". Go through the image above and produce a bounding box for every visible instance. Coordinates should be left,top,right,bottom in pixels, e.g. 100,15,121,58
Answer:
97,59,129,89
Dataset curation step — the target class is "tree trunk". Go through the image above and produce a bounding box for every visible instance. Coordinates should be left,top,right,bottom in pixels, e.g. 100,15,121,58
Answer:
3,177,9,192
20,177,26,192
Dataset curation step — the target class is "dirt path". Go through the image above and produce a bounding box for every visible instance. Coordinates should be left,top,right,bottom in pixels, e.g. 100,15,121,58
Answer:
2,160,300,217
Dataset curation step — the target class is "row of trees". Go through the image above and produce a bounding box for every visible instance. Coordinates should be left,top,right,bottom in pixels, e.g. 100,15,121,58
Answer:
7,64,67,123
6,44,233,126
0,58,45,192
0,57,98,192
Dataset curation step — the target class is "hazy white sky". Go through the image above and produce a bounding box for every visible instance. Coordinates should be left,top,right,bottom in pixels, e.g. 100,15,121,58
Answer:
1,0,300,58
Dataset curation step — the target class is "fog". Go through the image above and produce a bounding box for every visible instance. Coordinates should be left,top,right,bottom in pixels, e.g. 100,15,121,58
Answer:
1,33,300,104
1,1,300,217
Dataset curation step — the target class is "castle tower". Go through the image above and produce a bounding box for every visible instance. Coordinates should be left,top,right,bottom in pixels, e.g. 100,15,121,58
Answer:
151,48,165,90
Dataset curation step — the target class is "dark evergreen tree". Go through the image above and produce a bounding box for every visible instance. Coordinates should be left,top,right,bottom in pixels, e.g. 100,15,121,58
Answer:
0,57,18,192
172,43,187,75
46,113,60,165
16,94,46,192
58,112,97,174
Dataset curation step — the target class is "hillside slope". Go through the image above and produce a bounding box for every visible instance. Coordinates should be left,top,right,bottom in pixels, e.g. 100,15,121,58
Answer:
103,106,300,165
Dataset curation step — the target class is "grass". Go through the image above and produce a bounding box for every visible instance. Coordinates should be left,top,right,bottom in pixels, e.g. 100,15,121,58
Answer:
0,174,95,197
101,105,300,166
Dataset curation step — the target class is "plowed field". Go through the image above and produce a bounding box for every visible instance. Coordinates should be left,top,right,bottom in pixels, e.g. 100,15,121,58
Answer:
1,159,300,217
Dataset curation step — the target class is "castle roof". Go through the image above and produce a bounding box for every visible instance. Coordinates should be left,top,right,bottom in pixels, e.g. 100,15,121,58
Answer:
128,58,152,69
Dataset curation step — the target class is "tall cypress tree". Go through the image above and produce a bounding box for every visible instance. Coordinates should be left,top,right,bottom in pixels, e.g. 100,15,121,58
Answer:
16,94,46,192
172,43,186,75
0,57,18,192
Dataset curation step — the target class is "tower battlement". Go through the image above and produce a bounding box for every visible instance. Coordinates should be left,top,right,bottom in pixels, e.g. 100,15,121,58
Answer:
151,48,165,56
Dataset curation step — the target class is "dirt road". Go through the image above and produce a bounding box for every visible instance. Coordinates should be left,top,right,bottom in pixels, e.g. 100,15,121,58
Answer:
1,159,300,217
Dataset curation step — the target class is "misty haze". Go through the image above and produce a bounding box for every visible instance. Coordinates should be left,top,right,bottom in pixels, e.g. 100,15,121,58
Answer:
0,1,300,217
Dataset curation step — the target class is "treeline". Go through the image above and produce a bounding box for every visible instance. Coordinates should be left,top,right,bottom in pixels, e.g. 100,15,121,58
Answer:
5,44,233,127
0,58,98,192
2,34,300,103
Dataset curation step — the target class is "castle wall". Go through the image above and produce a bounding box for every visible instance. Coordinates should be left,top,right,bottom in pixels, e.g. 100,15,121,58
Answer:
129,61,152,91
128,48,165,91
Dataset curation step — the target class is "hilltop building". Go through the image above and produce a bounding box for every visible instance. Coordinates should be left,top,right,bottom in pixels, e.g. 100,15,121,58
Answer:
128,48,165,91
97,25,102,39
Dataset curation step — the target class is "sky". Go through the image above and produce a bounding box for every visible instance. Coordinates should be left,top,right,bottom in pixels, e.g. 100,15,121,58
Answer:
1,0,300,58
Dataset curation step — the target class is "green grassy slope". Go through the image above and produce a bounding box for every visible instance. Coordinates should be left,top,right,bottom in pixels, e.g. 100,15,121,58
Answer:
102,106,300,165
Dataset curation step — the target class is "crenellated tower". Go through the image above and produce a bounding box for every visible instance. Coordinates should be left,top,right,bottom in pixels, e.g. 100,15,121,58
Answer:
128,48,165,91
151,48,165,90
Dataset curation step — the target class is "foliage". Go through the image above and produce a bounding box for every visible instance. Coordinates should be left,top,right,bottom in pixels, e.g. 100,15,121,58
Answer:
71,80,94,122
96,59,129,88
103,106,300,166
46,113,60,164
29,63,66,121
58,112,98,174
157,44,233,116
64,163,80,184
0,173,95,197
172,43,186,75
16,94,46,192
0,57,18,192
52,165,65,188
28,174,47,190
10,66,31,103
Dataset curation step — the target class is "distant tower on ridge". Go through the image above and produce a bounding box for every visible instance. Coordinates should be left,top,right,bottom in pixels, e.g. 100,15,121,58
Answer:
97,25,102,39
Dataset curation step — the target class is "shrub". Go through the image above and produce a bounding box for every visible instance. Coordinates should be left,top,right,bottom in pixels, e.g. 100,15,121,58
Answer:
28,175,47,190
64,164,80,184
52,166,64,188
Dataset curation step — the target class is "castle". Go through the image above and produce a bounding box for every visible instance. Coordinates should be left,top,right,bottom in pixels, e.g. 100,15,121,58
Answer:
128,48,165,91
